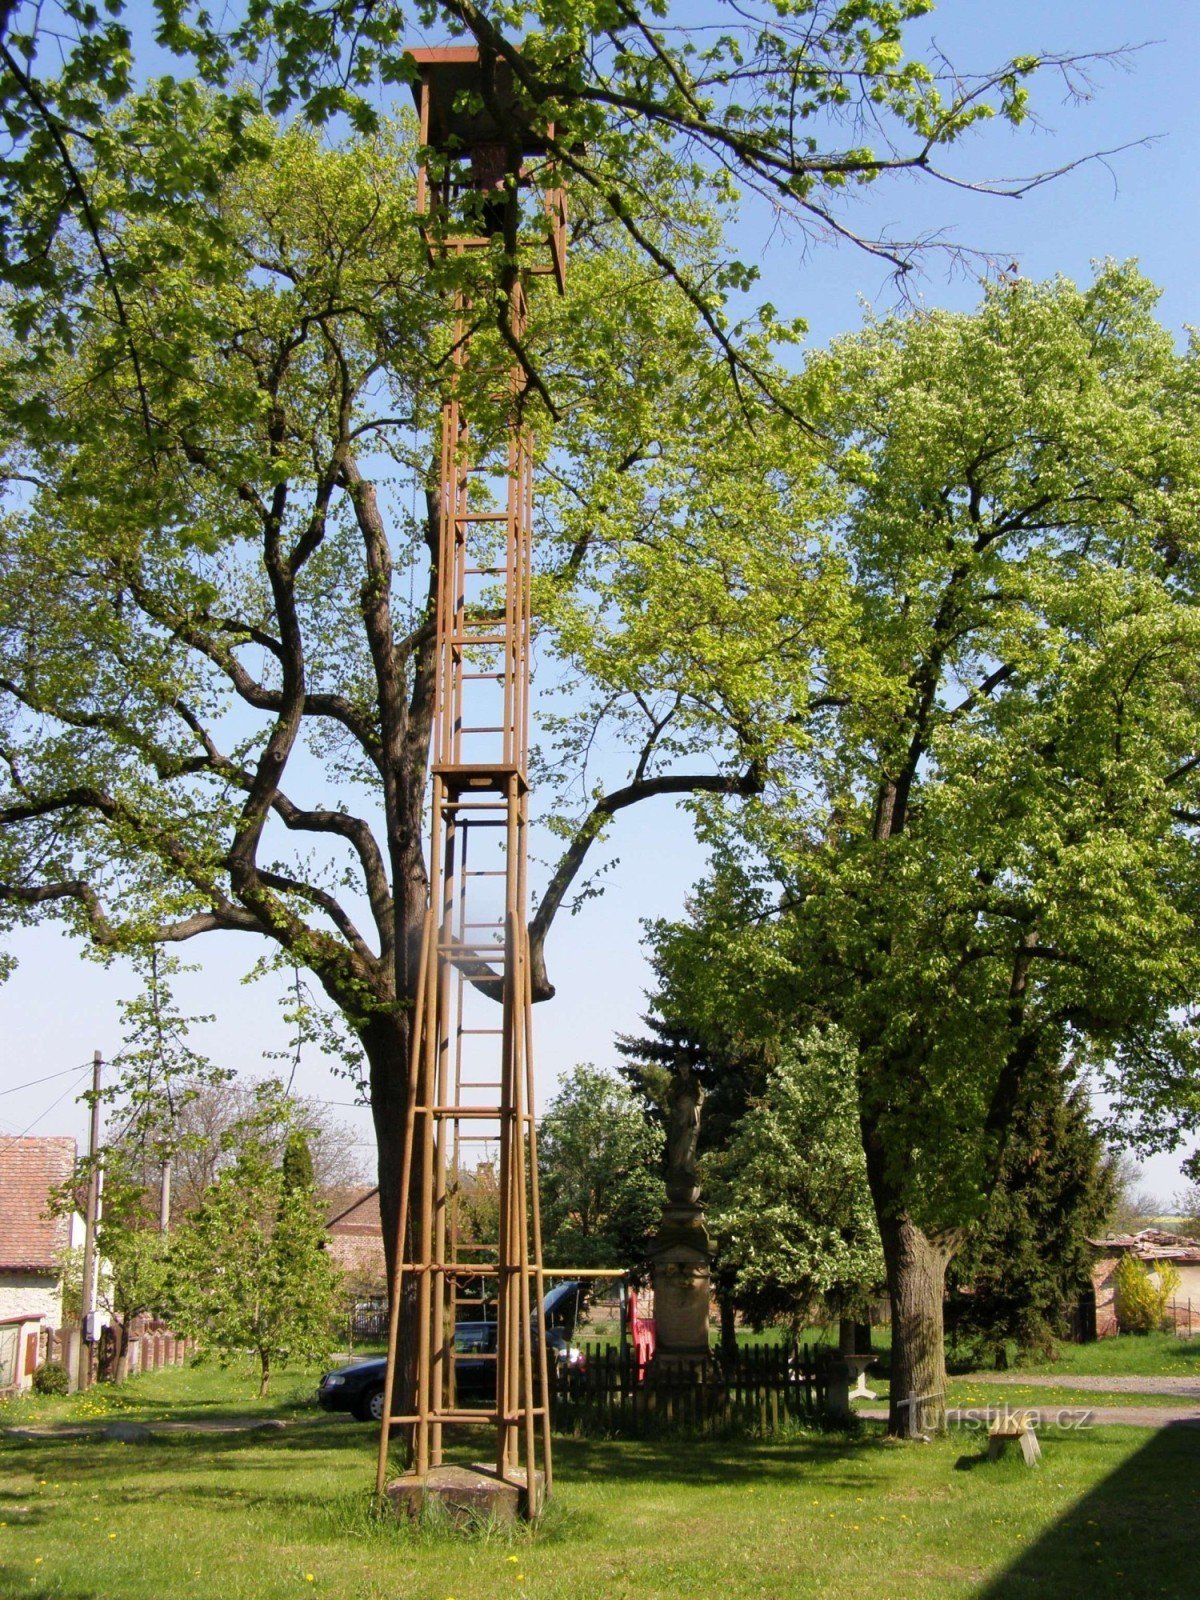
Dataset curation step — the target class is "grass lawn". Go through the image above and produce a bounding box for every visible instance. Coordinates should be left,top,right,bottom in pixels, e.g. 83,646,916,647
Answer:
990,1332,1200,1381
1,1362,1197,1600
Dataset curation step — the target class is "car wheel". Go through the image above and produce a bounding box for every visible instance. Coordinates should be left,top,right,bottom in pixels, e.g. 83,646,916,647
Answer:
356,1385,386,1424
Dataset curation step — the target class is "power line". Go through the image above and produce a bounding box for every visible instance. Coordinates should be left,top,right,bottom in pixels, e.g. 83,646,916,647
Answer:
0,1062,97,1098
0,1063,96,1156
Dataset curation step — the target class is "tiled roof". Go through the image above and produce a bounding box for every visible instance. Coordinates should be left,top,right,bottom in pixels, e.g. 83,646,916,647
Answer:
0,1137,77,1272
325,1185,382,1235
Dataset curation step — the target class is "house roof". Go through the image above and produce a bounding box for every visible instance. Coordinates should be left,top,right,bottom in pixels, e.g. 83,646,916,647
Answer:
0,1137,77,1272
324,1185,382,1237
1088,1227,1200,1264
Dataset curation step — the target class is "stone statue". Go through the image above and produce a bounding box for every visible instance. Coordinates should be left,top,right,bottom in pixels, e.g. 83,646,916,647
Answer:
665,1064,704,1205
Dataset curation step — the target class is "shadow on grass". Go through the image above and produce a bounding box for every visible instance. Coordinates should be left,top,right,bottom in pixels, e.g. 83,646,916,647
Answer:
975,1421,1200,1599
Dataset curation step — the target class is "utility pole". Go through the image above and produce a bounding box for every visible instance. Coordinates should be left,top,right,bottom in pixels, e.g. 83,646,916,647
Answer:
159,1156,171,1233
79,1049,103,1390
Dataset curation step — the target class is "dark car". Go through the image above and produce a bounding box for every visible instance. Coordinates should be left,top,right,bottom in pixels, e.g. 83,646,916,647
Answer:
317,1283,585,1424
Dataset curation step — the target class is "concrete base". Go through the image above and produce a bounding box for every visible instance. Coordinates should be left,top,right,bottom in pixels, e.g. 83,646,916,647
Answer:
384,1463,545,1525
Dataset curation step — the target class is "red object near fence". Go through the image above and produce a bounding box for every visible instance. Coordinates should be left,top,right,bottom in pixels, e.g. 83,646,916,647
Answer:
628,1287,656,1381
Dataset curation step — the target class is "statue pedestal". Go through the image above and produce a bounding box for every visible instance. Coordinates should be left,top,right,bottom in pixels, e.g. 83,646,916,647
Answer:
648,1203,713,1367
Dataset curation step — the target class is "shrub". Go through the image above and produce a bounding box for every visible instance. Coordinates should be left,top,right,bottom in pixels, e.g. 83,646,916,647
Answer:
1113,1255,1181,1333
31,1361,70,1396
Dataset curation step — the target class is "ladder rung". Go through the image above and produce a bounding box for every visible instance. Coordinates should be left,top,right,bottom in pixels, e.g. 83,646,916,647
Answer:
418,1105,504,1118
388,1410,498,1425
399,1261,517,1273
457,513,509,524
458,1028,504,1035
386,1408,548,1425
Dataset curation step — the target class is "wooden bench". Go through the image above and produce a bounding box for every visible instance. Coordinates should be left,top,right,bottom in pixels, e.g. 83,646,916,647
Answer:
987,1409,1042,1465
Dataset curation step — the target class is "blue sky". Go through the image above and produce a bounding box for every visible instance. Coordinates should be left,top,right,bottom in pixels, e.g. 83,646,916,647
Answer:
3,0,1199,1205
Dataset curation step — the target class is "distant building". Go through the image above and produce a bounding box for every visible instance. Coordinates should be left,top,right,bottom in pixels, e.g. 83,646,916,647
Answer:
324,1185,386,1291
0,1136,82,1389
1088,1228,1200,1337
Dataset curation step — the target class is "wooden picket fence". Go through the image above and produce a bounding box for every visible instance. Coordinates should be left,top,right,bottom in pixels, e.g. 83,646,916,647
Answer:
549,1340,830,1439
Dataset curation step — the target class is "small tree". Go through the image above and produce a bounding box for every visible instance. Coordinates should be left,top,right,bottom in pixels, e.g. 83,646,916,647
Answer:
1113,1255,1182,1334
951,1067,1115,1366
538,1065,664,1272
52,1152,170,1378
164,1136,339,1395
706,1031,883,1338
1176,1184,1200,1238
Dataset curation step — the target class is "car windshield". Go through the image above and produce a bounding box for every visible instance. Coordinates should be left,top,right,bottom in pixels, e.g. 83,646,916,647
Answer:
454,1324,497,1354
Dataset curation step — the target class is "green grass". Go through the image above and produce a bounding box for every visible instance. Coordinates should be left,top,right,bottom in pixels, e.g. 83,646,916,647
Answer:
0,1359,320,1432
1,1363,1197,1600
989,1332,1200,1381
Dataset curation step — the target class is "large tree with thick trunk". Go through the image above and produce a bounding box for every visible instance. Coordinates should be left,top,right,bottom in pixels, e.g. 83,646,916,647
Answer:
0,107,778,1269
647,264,1200,1433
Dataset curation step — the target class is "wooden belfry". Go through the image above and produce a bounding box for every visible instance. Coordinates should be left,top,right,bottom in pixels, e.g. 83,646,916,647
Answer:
375,47,566,1517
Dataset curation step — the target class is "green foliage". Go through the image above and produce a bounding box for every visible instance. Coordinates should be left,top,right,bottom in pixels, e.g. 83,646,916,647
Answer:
1113,1255,1181,1334
30,1362,69,1396
0,0,1069,416
706,1031,883,1331
640,262,1200,1413
951,1067,1115,1365
537,1064,664,1270
281,1130,316,1195
54,1244,85,1324
164,1132,340,1394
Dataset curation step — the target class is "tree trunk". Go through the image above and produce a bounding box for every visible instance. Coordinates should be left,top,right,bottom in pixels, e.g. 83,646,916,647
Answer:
878,1211,951,1436
114,1317,131,1384
259,1351,270,1398
718,1292,737,1362
363,1006,423,1461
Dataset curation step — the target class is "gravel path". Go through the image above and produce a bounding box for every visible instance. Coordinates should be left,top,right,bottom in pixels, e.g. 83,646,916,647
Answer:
958,1372,1200,1398
859,1404,1200,1428
3,1417,290,1440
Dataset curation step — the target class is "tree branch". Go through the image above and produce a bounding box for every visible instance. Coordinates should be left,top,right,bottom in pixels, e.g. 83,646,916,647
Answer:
527,763,762,999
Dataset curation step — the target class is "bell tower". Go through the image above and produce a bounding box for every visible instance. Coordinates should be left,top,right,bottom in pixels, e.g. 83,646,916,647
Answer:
375,45,566,1522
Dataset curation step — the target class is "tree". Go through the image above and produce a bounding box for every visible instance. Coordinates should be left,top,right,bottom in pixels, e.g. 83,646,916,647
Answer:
1112,1253,1181,1334
949,1063,1114,1366
0,105,774,1292
0,1,1099,419
1175,1184,1200,1237
537,1064,664,1270
281,1129,316,1195
52,1149,171,1379
0,6,1121,1329
1107,1153,1168,1236
706,1030,883,1337
165,1132,340,1395
648,264,1200,1431
156,1078,366,1219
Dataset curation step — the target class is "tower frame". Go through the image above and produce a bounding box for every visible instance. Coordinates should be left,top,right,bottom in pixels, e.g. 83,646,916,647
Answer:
375,46,565,1514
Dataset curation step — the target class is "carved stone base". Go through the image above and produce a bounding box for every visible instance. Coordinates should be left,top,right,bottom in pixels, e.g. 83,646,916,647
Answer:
650,1203,713,1364
384,1463,544,1526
